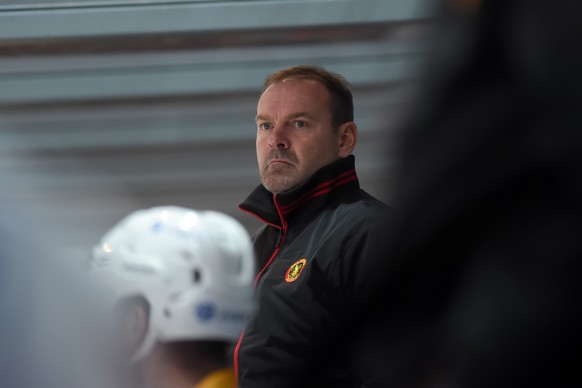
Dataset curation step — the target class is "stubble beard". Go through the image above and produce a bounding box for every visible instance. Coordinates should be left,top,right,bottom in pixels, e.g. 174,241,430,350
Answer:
261,163,302,194
259,149,304,194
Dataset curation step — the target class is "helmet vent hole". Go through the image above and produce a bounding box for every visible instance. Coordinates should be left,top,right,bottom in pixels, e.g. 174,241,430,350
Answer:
192,268,202,284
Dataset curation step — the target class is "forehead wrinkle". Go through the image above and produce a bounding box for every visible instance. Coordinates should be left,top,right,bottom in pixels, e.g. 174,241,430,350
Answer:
257,80,330,123
287,112,315,120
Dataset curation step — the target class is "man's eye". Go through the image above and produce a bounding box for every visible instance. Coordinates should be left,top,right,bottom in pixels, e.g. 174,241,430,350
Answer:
295,121,306,128
260,123,272,130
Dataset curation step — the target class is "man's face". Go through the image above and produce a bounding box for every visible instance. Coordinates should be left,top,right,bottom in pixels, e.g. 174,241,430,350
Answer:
256,79,341,194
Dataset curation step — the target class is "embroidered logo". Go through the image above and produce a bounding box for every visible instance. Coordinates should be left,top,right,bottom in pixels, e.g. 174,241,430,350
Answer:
285,258,307,283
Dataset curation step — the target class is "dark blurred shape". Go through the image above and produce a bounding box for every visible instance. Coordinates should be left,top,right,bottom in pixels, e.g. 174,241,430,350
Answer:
358,1,582,387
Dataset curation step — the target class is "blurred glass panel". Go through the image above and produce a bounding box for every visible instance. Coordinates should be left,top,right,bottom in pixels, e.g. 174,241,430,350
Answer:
0,0,259,10
0,0,431,248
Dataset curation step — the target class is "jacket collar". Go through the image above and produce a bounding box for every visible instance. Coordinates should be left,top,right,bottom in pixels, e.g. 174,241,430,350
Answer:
239,155,360,229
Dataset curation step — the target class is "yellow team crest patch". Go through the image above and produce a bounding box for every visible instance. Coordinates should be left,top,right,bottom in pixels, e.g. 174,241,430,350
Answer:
285,258,307,283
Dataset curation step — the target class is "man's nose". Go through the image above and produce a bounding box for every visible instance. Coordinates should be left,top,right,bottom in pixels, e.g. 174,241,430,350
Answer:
268,126,290,149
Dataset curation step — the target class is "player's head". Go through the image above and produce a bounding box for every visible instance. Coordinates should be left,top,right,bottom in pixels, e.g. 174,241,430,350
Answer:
89,206,255,365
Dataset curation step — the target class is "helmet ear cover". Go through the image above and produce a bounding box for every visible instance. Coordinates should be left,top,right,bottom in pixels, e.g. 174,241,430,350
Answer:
112,295,151,359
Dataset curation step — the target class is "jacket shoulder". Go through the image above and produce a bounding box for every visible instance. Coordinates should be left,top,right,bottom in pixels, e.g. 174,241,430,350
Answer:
336,189,389,225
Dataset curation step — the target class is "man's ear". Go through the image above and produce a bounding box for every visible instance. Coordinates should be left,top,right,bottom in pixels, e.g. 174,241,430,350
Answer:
337,121,358,158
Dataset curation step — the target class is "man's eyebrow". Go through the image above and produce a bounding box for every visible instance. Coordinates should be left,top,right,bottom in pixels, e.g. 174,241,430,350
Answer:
256,112,315,122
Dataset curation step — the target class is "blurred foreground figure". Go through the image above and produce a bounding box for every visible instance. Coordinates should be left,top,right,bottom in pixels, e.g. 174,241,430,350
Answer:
0,212,103,388
361,1,582,387
89,206,255,388
0,139,120,388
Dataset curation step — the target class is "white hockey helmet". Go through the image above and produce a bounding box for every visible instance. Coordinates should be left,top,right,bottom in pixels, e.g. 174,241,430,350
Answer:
89,206,255,361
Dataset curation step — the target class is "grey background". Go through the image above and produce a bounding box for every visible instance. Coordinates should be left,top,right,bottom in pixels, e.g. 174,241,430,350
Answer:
0,0,433,260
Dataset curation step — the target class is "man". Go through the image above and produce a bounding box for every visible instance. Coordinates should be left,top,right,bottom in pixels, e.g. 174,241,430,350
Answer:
235,65,388,387
89,206,255,388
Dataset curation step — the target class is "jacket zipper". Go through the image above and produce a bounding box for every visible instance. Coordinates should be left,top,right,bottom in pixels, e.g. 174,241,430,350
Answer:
274,227,284,248
234,194,287,386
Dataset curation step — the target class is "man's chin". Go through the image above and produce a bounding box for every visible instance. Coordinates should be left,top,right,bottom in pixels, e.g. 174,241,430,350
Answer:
261,176,300,194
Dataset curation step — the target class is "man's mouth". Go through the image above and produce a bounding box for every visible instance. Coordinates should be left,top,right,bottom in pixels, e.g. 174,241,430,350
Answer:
269,159,294,166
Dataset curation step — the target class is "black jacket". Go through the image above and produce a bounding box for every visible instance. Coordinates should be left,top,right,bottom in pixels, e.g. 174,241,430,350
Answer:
235,155,388,388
